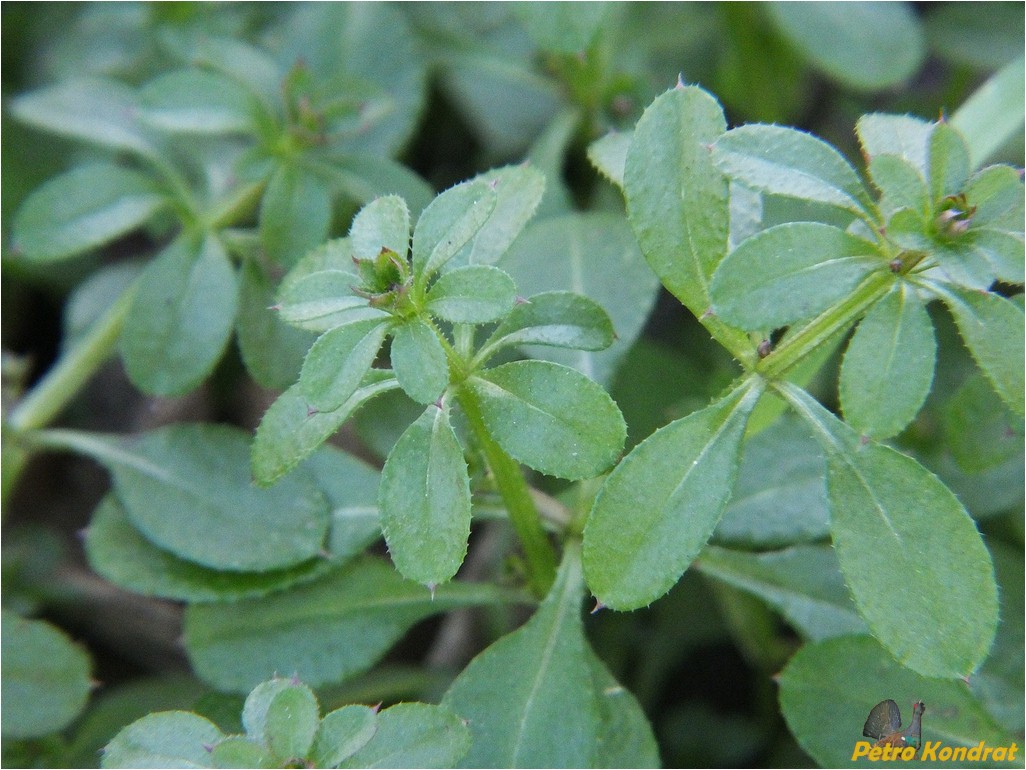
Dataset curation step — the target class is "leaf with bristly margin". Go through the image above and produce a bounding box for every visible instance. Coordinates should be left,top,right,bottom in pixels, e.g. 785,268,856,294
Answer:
311,706,378,768
265,684,320,761
252,372,399,485
101,711,223,769
697,545,866,641
64,424,330,573
943,372,1024,474
277,270,388,333
380,406,471,585
498,212,658,387
210,736,272,769
425,265,516,324
1,612,92,740
624,86,728,316
714,414,828,548
928,122,971,204
300,320,389,412
778,636,1015,768
389,320,449,405
13,164,167,263
713,124,874,217
867,156,930,217
282,238,359,290
586,646,660,768
478,292,615,363
764,2,924,90
338,703,470,769
464,360,626,480
350,195,411,262
236,258,315,390
139,69,260,134
10,77,158,157
583,382,763,610
928,283,1025,417
855,113,932,173
839,282,936,439
411,180,496,282
710,222,883,330
84,495,337,602
588,131,631,190
443,544,599,768
326,154,434,218
963,165,1024,228
952,55,1025,169
261,165,333,268
781,382,999,678
121,234,238,396
184,557,517,692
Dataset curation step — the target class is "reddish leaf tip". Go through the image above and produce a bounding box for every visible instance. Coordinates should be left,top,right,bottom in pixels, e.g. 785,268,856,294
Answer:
590,599,606,615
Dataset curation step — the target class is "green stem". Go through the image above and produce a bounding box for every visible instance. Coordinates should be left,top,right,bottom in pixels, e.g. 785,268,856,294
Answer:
207,179,268,231
756,271,895,380
8,280,139,433
702,314,760,370
456,385,558,597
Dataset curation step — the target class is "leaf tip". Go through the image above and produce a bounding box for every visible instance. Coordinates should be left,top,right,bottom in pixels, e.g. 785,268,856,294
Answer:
202,743,216,753
371,701,383,714
590,599,606,615
675,72,685,90
426,582,437,600
268,304,281,312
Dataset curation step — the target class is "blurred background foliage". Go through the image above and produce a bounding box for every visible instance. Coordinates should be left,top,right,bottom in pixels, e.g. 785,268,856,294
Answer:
2,3,1022,767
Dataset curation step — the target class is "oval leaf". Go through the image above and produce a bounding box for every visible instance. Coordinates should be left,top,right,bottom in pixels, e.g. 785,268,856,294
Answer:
277,270,388,333
266,684,320,761
389,320,450,405
412,179,497,281
338,703,470,770
121,235,239,396
102,711,223,769
464,360,626,480
140,69,258,134
300,320,389,412
583,383,763,610
13,164,166,263
713,124,873,216
442,544,600,768
588,131,631,191
379,406,471,585
840,283,936,439
350,195,411,262
710,222,882,330
480,291,615,362
1,612,92,739
425,264,517,324
261,165,332,268
311,706,378,768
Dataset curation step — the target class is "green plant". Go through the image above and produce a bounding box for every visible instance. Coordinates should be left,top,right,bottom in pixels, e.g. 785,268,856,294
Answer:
3,4,1023,769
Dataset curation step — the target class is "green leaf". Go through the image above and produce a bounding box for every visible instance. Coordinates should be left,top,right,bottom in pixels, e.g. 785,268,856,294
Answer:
765,2,925,90
710,222,882,330
952,55,1026,169
624,86,728,316
587,131,631,191
184,556,516,692
277,270,388,333
350,195,411,262
252,373,399,485
412,179,497,281
121,235,239,396
839,283,936,439
13,163,166,263
714,414,829,548
300,320,389,412
868,156,930,217
479,292,615,362
389,320,450,405
966,231,1024,286
928,122,971,204
379,406,471,585
697,545,866,641
241,679,292,743
964,165,1025,228
515,2,607,53
66,424,330,572
713,124,873,216
265,685,320,761
326,154,434,218
1,612,92,739
442,544,599,768
102,711,223,769
498,212,658,387
943,372,1025,474
583,382,763,610
139,69,258,134
586,647,661,768
261,165,333,268
856,113,932,173
464,360,626,480
84,495,337,602
304,445,383,562
778,635,1015,769
425,265,516,324
782,383,999,677
930,283,1025,417
311,706,378,768
10,77,157,157
338,703,470,769
210,737,272,769
236,258,315,390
